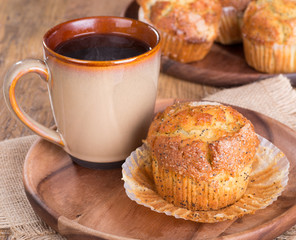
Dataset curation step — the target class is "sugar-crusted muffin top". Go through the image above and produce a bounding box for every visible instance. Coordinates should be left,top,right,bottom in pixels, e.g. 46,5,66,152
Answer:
242,0,296,45
148,102,246,142
146,102,259,179
138,0,222,43
219,0,250,12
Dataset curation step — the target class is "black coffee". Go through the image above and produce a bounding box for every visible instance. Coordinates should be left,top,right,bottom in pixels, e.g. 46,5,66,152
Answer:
54,33,151,61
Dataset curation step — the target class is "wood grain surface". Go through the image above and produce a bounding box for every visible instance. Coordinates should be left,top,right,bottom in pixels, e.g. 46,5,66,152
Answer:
23,99,296,240
0,0,219,143
0,1,218,238
124,1,296,87
1,0,295,239
0,1,218,239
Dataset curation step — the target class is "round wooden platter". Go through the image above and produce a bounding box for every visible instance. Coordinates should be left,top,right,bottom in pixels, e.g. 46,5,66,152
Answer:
23,99,296,240
124,1,296,87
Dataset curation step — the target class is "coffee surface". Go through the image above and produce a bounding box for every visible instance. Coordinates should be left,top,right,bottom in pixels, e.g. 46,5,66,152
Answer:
54,33,151,61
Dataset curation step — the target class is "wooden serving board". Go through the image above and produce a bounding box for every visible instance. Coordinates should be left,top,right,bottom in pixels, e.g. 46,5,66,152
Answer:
23,99,296,240
124,1,296,87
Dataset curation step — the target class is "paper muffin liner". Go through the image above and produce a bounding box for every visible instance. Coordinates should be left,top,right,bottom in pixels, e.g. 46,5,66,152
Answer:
138,7,213,63
122,135,289,223
216,6,242,44
152,158,252,211
243,37,296,73
159,32,213,63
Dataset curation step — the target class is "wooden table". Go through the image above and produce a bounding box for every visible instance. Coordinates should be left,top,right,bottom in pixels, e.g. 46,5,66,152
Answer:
0,0,220,143
0,0,220,238
4,0,294,239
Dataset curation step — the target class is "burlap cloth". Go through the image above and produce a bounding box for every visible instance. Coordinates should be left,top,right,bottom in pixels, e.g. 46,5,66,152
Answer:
1,75,296,240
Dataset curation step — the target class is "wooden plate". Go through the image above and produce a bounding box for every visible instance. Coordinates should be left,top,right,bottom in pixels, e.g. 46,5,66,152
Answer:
124,1,296,87
23,99,296,240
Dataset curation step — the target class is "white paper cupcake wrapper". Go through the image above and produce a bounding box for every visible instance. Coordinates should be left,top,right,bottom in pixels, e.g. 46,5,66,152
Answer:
216,6,242,44
243,37,296,73
138,7,213,63
122,135,289,223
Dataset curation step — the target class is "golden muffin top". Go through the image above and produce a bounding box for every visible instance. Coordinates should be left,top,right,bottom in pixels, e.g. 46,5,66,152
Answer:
146,102,259,179
242,0,296,45
219,0,250,11
138,0,222,43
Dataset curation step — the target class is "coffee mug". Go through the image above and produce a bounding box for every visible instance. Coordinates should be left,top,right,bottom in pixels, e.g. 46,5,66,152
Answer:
4,16,161,168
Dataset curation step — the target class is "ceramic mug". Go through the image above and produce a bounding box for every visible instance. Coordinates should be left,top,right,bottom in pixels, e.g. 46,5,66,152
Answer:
4,16,161,168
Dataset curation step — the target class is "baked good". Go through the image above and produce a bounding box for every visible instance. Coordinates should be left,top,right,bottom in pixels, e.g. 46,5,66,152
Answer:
146,102,259,211
137,0,222,63
242,0,296,73
216,0,251,44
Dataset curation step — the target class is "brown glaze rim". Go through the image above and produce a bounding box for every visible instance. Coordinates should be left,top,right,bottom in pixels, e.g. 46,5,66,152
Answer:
43,16,161,67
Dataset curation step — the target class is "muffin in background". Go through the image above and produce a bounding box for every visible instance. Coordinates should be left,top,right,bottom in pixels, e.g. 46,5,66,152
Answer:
137,0,222,63
242,0,296,73
146,102,259,211
216,0,251,44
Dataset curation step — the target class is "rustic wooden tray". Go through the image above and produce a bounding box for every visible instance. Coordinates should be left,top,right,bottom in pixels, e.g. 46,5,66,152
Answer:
23,99,296,240
124,1,296,87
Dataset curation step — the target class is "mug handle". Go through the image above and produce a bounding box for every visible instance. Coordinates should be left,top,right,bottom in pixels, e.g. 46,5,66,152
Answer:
3,59,64,146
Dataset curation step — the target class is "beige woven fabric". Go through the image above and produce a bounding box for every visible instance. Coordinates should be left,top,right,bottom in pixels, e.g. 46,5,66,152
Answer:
0,135,65,240
204,75,296,130
0,75,296,239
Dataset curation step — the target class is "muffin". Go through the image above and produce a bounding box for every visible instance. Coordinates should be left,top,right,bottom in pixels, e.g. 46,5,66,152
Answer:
146,102,259,211
137,0,222,63
216,0,251,44
242,0,296,73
